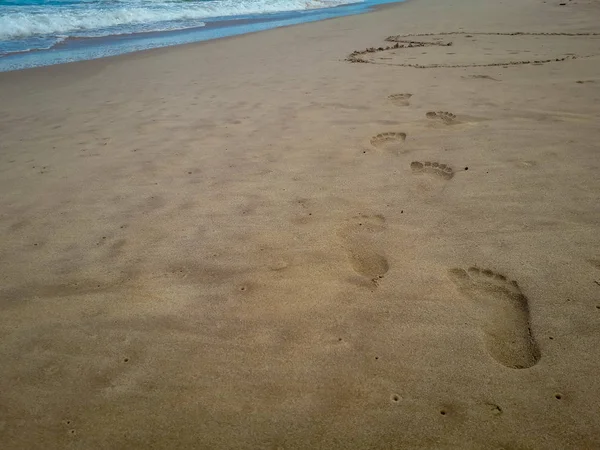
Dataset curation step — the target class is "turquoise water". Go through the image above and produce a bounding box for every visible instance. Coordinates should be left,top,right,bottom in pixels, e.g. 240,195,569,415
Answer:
0,0,400,71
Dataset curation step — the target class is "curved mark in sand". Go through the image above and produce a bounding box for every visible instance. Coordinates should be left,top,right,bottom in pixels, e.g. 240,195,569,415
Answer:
347,32,600,68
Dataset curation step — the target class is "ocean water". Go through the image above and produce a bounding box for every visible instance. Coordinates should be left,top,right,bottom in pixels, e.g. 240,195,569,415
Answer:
0,0,398,71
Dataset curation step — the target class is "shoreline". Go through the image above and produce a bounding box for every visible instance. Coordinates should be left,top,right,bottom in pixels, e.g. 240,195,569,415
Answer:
1,0,600,447
0,0,408,79
0,0,404,73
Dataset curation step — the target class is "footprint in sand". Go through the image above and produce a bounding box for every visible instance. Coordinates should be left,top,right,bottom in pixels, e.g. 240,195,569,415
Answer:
339,214,389,283
410,161,454,180
389,93,413,106
448,267,540,369
426,111,458,124
370,132,407,155
347,243,389,280
588,258,600,269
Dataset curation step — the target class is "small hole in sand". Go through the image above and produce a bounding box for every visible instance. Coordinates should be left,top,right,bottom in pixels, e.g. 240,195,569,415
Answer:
464,167,469,171
392,395,400,402
440,410,447,415
338,338,343,342
240,286,246,291
555,394,562,400
549,336,554,340
375,356,379,360
124,358,129,363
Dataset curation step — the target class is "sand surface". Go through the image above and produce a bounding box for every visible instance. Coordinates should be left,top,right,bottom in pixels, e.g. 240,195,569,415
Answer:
1,0,600,447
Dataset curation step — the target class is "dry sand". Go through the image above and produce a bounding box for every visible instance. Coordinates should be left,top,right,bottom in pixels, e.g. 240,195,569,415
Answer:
1,0,600,447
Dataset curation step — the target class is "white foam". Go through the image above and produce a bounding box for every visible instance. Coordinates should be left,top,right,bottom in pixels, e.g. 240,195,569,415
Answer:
0,0,362,40
0,8,206,40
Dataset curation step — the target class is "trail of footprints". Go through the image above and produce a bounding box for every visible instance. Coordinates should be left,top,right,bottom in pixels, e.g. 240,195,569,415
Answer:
358,93,541,370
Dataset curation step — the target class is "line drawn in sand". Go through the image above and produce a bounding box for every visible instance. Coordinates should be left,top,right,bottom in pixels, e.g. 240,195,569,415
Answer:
347,31,600,68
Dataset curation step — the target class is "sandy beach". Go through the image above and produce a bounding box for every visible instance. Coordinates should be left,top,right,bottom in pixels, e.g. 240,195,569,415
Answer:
1,0,600,447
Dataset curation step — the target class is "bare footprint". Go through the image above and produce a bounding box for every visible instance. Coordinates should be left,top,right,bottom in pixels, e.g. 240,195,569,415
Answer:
342,213,386,234
339,214,389,283
389,93,413,106
347,243,390,280
426,111,458,124
448,267,540,369
410,161,454,180
370,132,407,155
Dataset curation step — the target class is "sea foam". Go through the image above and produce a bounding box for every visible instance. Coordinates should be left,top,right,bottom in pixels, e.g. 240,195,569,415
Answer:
0,0,361,40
